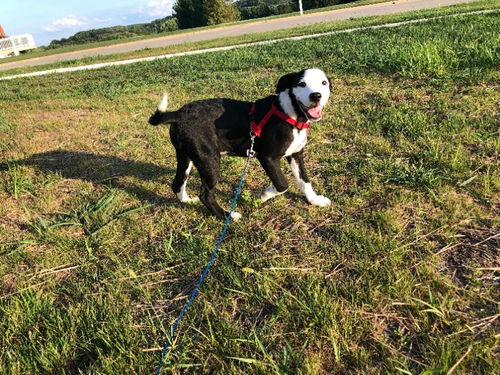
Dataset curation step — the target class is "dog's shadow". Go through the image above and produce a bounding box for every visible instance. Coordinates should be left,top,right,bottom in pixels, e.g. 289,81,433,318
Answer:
2,150,176,204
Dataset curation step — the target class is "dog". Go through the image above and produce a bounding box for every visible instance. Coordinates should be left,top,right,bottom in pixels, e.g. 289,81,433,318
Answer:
148,68,331,220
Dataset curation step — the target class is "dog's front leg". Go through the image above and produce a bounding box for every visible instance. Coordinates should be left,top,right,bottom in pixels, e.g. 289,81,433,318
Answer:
287,151,331,207
258,156,289,202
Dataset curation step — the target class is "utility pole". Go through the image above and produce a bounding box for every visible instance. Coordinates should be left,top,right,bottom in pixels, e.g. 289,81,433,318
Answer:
298,0,303,16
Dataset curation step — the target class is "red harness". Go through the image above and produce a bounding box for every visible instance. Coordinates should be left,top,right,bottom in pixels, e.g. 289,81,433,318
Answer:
249,102,309,137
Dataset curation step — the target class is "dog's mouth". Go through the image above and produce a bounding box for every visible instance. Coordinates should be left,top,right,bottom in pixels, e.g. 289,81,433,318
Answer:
299,101,323,120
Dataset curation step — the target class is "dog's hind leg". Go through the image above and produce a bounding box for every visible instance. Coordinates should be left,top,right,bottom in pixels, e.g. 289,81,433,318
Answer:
193,155,242,221
172,150,197,203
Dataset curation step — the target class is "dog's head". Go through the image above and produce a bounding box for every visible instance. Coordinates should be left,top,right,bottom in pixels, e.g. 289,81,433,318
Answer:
276,68,331,121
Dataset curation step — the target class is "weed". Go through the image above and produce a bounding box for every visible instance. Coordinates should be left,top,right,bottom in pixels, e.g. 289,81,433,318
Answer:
1,163,34,198
383,157,445,189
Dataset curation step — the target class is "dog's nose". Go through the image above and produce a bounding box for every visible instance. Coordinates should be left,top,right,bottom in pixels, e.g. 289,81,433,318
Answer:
310,92,322,103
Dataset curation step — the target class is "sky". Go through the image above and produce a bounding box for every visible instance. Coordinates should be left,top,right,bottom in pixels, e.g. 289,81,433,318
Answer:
0,0,176,46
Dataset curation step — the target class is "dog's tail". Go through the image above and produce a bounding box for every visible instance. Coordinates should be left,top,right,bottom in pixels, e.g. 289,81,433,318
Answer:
148,93,180,126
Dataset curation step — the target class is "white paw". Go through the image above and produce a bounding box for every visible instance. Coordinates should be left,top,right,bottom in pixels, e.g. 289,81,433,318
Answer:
260,186,279,202
231,211,242,221
308,195,331,207
177,193,199,204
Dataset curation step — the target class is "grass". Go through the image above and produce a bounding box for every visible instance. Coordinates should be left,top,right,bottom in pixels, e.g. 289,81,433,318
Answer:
0,0,391,66
0,8,499,375
1,0,499,78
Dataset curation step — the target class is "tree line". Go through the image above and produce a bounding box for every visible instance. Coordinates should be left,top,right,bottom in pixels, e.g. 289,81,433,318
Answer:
48,0,358,48
48,17,178,48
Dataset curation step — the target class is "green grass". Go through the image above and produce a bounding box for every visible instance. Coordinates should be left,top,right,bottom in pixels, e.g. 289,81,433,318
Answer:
0,9,499,375
0,0,390,66
1,0,499,78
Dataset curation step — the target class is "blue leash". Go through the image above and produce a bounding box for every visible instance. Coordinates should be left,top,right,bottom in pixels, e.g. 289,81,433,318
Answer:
155,135,256,374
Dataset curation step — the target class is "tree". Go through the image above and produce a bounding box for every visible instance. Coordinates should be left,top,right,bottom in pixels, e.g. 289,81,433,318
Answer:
174,0,205,29
203,0,240,25
174,0,240,29
151,16,179,33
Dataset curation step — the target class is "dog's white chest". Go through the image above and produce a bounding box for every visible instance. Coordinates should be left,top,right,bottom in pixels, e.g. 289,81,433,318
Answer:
284,128,308,157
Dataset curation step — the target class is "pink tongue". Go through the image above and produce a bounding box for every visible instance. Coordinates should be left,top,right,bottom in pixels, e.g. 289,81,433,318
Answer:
307,105,323,119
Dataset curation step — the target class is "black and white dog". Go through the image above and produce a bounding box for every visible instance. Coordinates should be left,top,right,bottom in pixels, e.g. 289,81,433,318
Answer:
149,68,331,220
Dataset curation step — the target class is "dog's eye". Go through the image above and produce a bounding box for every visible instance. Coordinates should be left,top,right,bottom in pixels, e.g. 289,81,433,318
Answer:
298,82,306,87
322,80,328,85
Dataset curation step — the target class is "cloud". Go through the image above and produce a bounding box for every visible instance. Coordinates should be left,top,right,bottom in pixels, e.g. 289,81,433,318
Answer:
93,17,113,24
145,0,174,17
42,15,87,32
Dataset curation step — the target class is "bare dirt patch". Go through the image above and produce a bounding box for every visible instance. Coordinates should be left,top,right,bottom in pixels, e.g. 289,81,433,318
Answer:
439,226,499,289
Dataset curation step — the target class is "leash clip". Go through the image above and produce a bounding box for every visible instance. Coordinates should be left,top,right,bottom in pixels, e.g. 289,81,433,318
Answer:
247,132,256,158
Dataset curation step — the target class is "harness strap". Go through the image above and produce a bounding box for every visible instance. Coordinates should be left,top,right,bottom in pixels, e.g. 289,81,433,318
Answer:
249,102,309,137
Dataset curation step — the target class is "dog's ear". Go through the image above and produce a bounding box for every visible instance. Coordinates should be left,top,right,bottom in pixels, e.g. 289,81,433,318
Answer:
276,72,298,93
327,75,333,91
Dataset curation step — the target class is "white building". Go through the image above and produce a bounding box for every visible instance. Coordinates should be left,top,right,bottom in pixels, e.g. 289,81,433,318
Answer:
0,34,36,58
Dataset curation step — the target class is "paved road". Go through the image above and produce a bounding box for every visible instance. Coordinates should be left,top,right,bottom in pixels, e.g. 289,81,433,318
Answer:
0,0,474,71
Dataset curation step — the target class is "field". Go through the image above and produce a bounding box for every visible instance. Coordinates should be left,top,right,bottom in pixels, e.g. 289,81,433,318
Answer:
0,0,391,67
0,7,499,375
2,0,499,78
